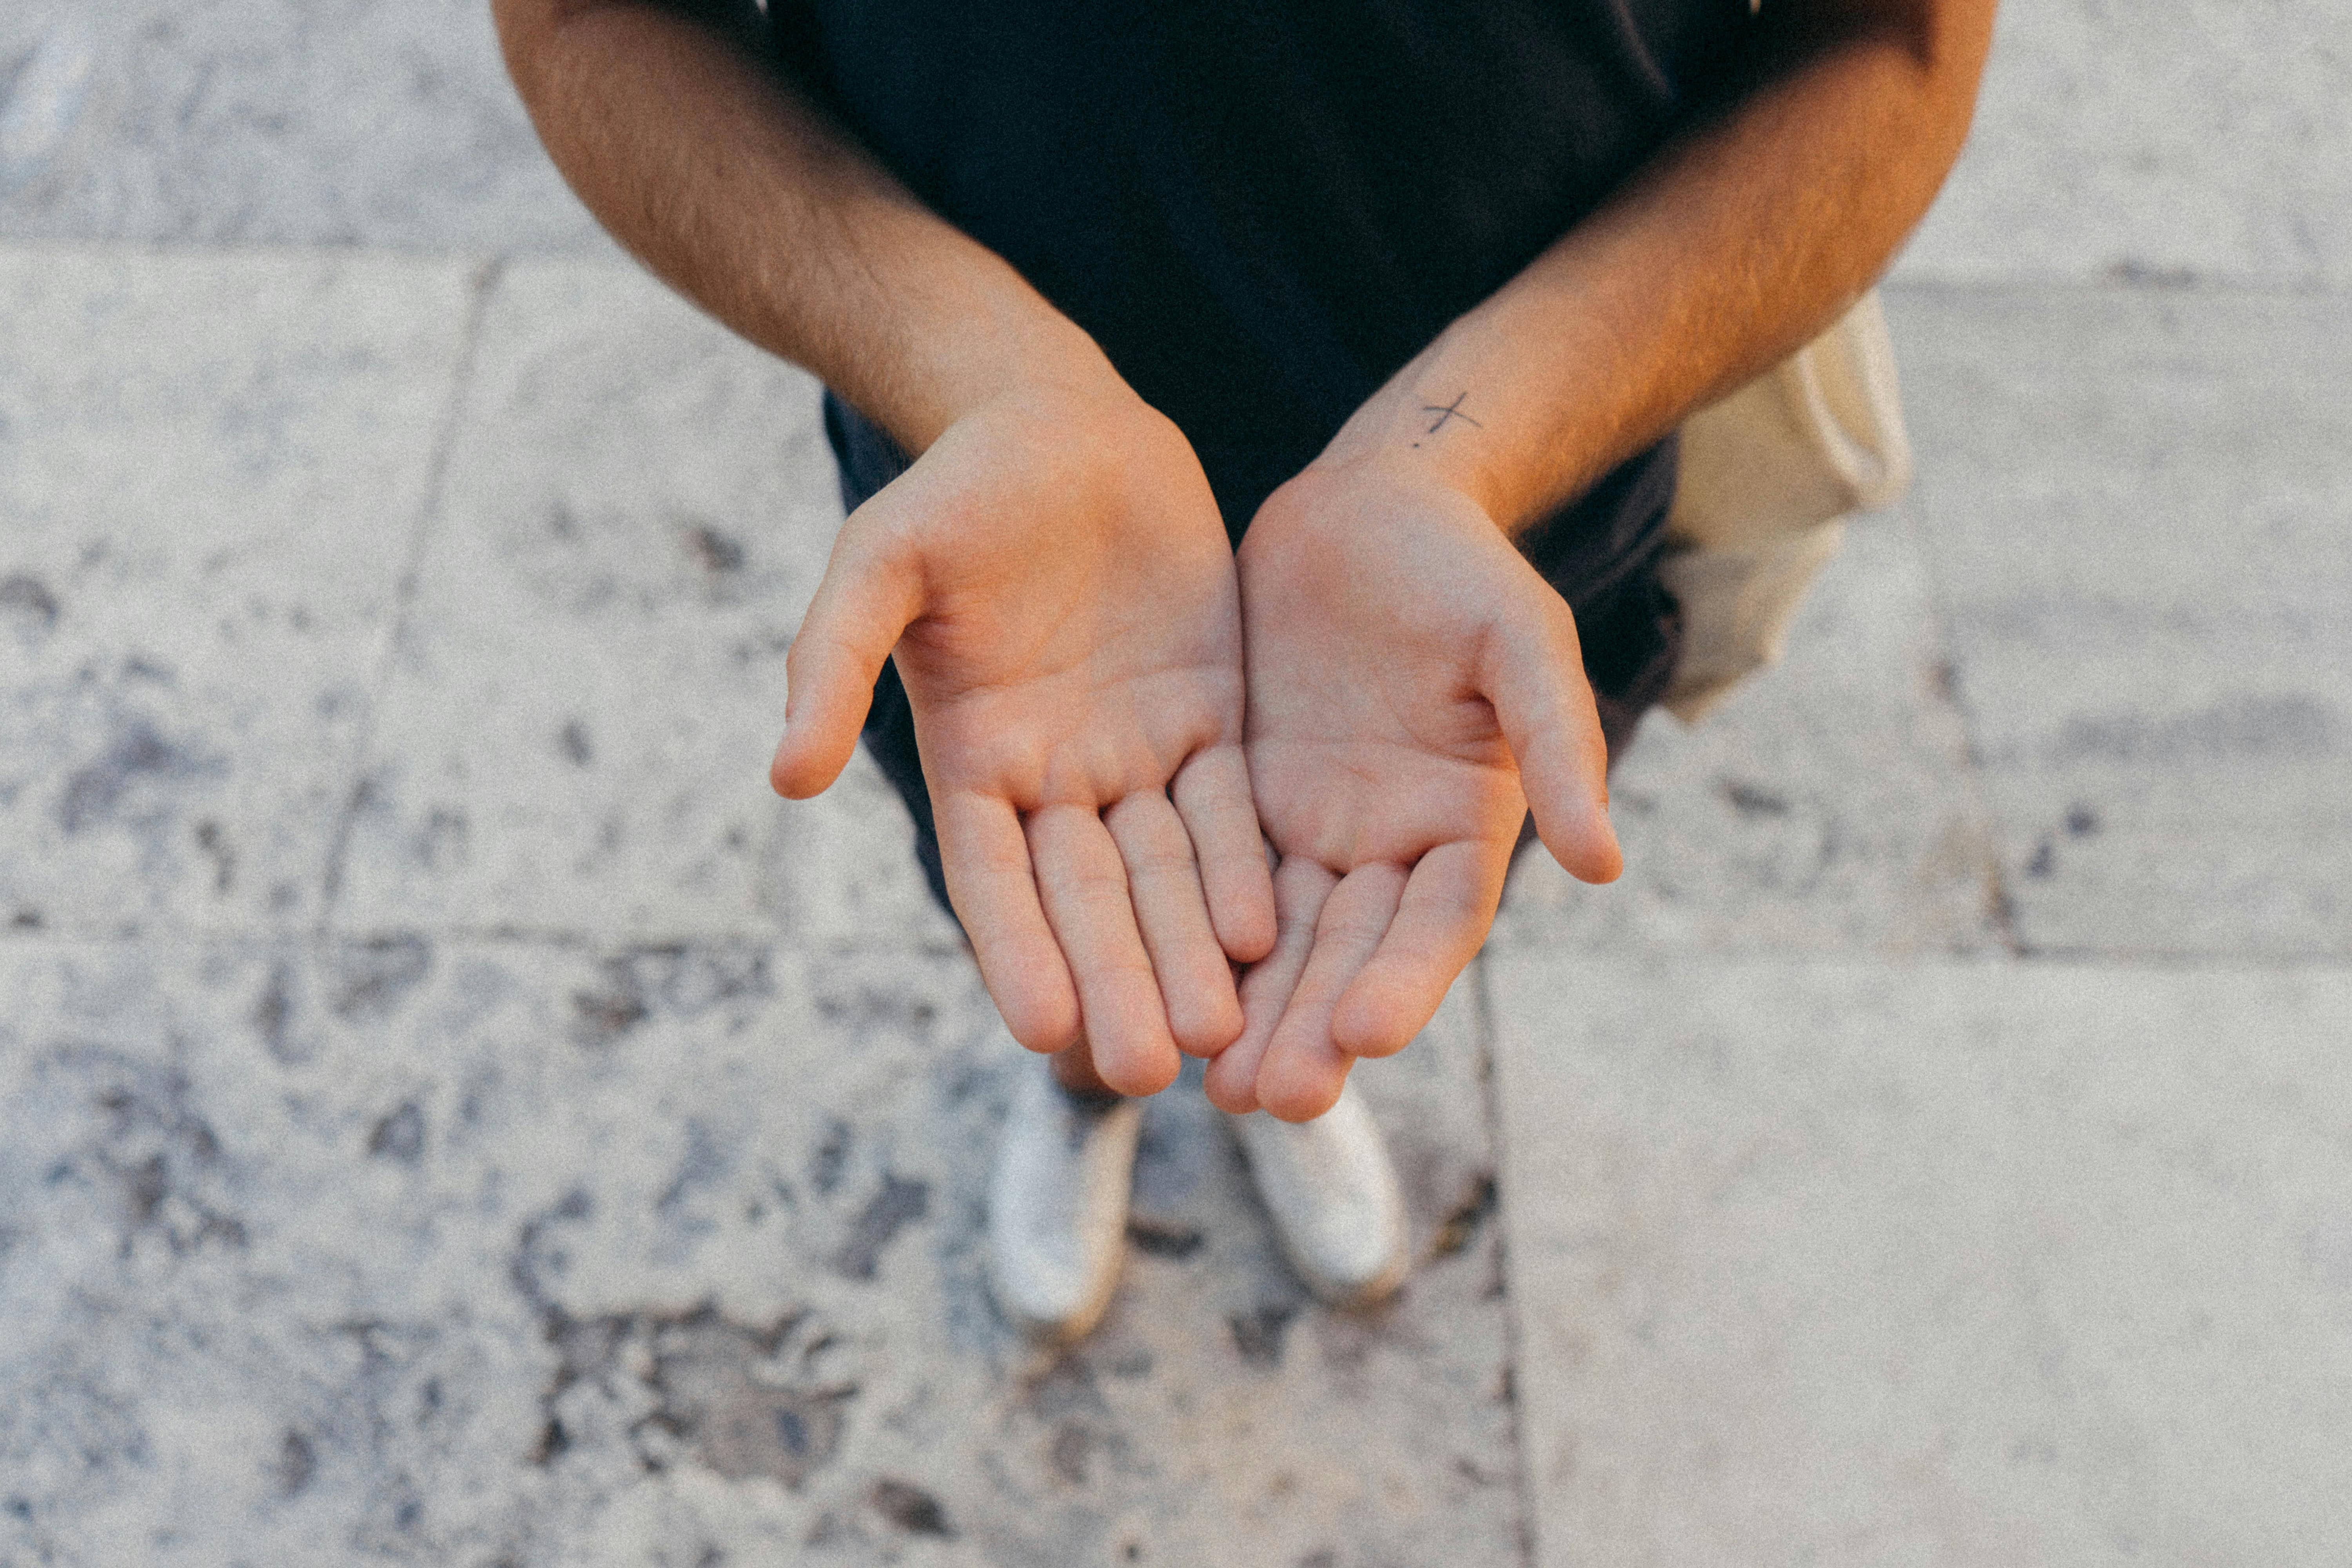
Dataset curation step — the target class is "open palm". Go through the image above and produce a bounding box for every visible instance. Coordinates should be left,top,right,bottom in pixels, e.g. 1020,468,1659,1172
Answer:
1210,463,1622,1120
773,386,1274,1095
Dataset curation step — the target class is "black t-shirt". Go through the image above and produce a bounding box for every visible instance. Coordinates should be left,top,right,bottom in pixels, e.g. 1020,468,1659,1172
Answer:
776,0,1756,532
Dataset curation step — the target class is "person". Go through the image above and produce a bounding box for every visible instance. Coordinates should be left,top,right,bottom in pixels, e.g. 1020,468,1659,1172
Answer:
494,0,1994,1340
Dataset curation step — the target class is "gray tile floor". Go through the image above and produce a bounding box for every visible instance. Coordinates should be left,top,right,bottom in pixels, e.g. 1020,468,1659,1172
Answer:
1492,956,2352,1568
3,7,2348,1566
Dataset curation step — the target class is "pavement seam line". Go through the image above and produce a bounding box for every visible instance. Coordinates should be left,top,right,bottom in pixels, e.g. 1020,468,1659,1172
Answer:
1468,950,1542,1568
314,254,506,935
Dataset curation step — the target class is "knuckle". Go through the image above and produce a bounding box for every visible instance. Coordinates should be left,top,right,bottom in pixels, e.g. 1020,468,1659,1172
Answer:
1121,840,1200,882
1171,995,1244,1055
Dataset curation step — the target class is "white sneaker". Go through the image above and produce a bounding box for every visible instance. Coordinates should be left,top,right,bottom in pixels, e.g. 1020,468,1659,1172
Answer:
1228,1078,1410,1308
988,1057,1143,1343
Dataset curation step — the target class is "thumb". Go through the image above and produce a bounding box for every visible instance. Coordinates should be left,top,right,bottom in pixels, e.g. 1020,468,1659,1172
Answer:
770,500,924,799
1481,590,1622,884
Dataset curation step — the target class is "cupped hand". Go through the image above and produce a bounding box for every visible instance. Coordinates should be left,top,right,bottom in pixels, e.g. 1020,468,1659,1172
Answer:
772,379,1275,1095
1209,459,1622,1121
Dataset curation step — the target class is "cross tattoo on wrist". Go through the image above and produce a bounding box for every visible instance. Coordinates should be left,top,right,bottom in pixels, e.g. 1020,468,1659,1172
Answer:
1412,392,1481,448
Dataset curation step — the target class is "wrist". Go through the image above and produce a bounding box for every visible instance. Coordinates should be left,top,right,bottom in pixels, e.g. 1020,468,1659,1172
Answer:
893,278,1129,451
1314,311,1619,537
1240,445,1496,594
915,327,1212,543
1316,349,1526,531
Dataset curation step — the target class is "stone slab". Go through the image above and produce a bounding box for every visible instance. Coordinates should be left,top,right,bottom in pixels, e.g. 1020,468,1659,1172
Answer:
0,1,604,253
0,246,475,938
1487,951,2352,1568
1493,516,1998,958
0,936,1519,1566
331,257,956,947
1892,0,2352,287
1891,284,2352,958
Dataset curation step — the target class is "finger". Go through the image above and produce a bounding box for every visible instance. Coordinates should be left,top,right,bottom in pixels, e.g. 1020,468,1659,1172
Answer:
770,501,923,799
1254,863,1407,1122
1481,592,1622,883
1205,855,1331,1114
1028,803,1181,1097
1171,745,1276,964
1331,840,1508,1058
936,791,1080,1054
1104,789,1243,1056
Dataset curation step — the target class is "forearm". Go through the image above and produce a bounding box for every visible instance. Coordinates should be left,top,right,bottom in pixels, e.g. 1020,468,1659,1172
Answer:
492,0,1111,452
1316,0,1996,534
